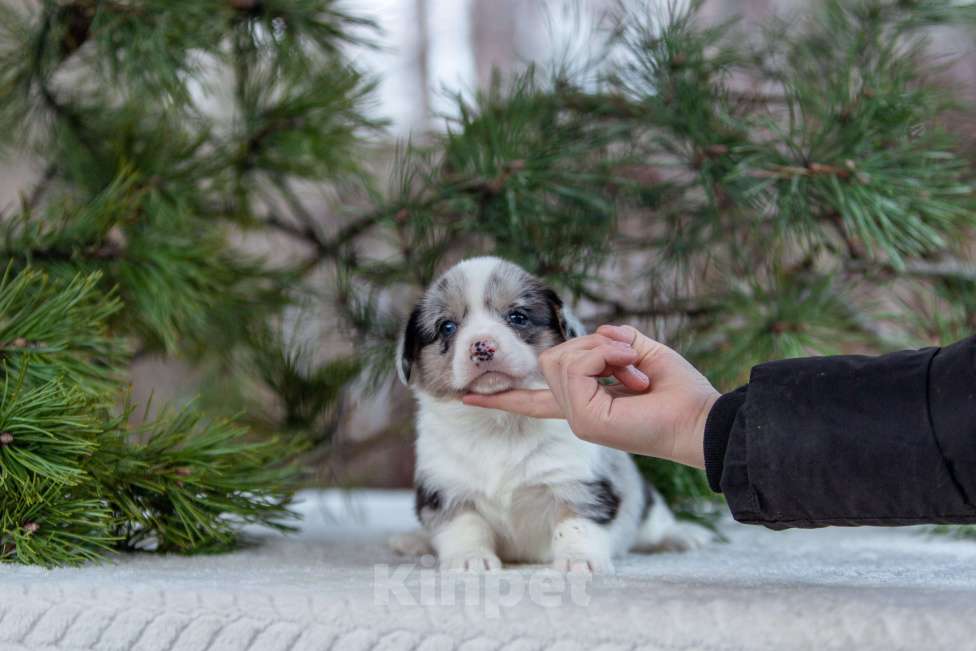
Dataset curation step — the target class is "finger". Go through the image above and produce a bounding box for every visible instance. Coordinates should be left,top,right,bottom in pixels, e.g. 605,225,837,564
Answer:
539,334,634,376
557,348,618,439
543,344,639,401
595,365,649,390
554,332,635,353
611,365,650,391
559,347,631,410
461,389,562,419
596,324,674,376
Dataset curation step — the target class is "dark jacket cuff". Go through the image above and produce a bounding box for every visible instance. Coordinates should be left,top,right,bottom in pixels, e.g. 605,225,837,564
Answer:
702,385,747,493
928,337,976,506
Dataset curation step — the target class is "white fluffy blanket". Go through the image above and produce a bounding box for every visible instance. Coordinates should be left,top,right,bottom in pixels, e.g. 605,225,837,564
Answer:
3,490,976,651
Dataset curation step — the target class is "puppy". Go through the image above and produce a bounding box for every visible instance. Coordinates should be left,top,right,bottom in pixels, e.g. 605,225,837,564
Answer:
390,257,710,573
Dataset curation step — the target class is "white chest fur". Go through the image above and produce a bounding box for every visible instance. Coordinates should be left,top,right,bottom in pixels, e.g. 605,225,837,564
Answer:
414,396,609,561
416,397,598,485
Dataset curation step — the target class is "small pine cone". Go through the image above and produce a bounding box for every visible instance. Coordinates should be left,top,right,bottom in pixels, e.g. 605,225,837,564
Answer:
23,522,39,535
12,338,28,348
0,432,12,446
174,467,192,477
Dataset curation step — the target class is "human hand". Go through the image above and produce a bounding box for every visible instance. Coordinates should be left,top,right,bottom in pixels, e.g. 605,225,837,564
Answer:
461,324,719,468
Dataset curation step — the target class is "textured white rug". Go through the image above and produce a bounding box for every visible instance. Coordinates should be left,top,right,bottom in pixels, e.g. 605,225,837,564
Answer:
3,489,976,651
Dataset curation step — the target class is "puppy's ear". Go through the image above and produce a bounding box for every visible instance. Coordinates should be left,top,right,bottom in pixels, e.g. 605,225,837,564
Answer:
396,305,423,385
542,287,586,341
561,306,586,339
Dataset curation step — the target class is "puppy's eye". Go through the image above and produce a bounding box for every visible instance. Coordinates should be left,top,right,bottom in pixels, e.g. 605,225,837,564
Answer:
439,320,457,337
507,310,528,327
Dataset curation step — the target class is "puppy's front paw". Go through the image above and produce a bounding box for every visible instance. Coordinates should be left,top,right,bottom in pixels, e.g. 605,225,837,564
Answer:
441,553,502,573
551,517,614,574
551,556,614,575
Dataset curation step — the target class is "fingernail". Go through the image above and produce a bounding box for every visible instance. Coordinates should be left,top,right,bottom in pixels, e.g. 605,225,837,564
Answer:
609,340,632,349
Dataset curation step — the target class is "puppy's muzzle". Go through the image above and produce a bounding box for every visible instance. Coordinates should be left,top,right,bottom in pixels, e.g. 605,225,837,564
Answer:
470,338,497,362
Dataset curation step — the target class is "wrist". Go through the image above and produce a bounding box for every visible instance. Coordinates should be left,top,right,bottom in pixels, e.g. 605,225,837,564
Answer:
702,385,749,492
676,390,719,469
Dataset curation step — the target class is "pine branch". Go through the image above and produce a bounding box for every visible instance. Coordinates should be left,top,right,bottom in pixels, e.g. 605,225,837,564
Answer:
577,286,718,324
95,404,300,554
847,258,976,283
260,153,539,267
0,268,300,566
30,5,100,155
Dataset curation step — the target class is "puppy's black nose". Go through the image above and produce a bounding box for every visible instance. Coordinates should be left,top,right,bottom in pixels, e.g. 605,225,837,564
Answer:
470,338,497,362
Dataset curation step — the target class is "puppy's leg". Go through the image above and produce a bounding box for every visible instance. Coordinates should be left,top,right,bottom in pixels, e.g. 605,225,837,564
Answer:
433,510,502,572
551,516,614,574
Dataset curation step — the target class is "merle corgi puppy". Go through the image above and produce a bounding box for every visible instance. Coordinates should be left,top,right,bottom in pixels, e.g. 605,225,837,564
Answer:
390,257,710,573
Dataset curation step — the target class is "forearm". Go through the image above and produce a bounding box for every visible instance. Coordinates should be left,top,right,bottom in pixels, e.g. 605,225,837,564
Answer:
704,336,976,529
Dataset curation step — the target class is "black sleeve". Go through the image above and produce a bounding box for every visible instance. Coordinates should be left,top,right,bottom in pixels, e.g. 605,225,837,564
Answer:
703,335,976,529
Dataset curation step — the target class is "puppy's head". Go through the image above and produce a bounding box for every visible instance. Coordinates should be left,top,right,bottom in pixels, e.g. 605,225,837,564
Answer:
396,257,582,398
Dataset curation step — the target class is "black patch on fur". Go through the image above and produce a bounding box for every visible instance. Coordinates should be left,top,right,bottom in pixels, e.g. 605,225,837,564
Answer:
509,283,568,345
540,286,575,342
582,478,621,525
640,479,655,523
400,304,434,382
414,482,441,524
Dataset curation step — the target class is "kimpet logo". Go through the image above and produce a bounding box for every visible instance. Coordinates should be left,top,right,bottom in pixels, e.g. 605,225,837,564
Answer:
374,555,592,618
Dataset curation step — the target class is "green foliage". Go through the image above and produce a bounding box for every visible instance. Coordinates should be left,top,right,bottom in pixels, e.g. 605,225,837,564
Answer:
94,404,299,553
0,268,298,567
1,482,118,566
200,326,362,448
749,0,974,265
689,271,876,387
0,346,121,566
0,267,124,394
439,71,620,279
232,63,380,184
929,524,976,540
634,455,714,507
